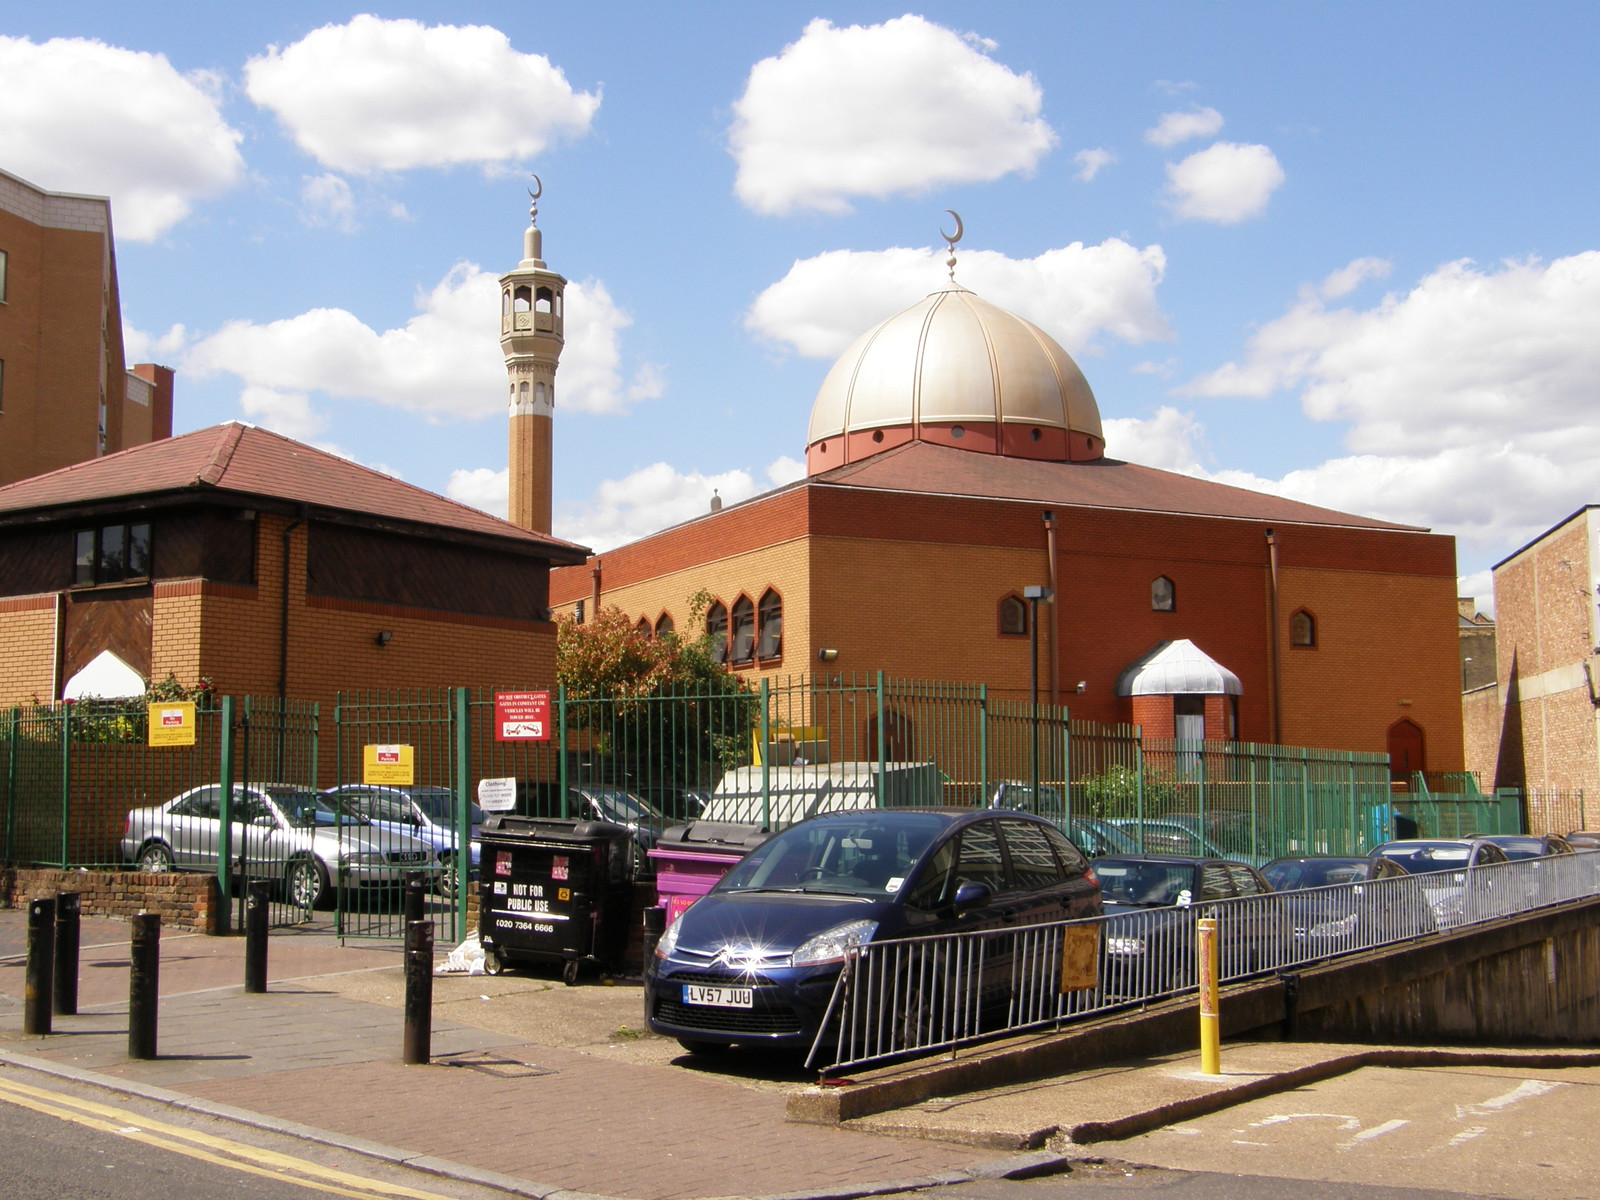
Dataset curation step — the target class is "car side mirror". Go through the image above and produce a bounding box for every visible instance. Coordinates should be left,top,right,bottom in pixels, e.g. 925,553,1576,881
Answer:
952,881,991,912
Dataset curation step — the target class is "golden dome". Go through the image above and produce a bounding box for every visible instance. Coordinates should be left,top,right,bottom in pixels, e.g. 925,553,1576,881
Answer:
806,284,1104,474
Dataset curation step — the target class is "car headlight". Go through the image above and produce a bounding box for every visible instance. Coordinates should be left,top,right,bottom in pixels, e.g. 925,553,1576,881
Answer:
1308,913,1359,938
340,851,383,866
1107,936,1147,955
655,915,682,959
791,919,878,966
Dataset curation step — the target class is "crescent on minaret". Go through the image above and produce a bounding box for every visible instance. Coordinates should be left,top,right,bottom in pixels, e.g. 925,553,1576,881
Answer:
941,210,964,246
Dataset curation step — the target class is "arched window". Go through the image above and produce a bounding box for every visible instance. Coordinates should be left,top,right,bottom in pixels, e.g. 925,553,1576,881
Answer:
757,589,783,659
535,286,553,314
998,595,1027,636
655,613,675,638
635,617,651,638
706,602,728,663
1289,609,1316,647
513,285,532,313
1151,576,1176,612
730,596,756,664
501,290,511,319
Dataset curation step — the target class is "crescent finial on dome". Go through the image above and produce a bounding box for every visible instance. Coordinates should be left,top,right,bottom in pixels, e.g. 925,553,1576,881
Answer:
941,210,963,282
527,173,542,225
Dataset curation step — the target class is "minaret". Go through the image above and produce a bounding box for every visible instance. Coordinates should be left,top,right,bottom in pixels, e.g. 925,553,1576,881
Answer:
501,177,565,534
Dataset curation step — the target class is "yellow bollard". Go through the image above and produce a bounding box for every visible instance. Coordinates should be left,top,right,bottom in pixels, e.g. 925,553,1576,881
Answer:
1197,916,1220,1075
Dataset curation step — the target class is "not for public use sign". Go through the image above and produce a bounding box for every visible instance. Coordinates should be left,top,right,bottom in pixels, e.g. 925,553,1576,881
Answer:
494,691,552,741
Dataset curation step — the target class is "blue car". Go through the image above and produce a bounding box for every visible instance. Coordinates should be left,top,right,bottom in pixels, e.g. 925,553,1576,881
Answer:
322,785,484,898
644,807,1102,1054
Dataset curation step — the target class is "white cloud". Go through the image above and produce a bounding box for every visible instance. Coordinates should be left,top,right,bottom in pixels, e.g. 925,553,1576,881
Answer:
1074,148,1114,181
123,323,189,364
238,385,326,441
1102,407,1208,472
446,467,509,520
183,263,660,419
1182,251,1600,559
746,240,1170,359
729,15,1055,215
1145,106,1224,148
1457,570,1494,619
1317,256,1391,300
244,15,599,173
1164,142,1284,223
765,456,806,487
300,174,357,232
556,463,764,552
0,36,243,240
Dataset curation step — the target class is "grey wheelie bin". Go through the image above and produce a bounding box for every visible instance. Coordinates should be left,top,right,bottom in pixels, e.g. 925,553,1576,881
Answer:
477,815,634,984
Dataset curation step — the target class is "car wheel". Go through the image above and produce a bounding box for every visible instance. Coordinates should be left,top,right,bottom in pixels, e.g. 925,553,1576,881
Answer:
895,955,949,1052
437,853,458,900
285,857,329,910
675,1037,728,1055
138,842,174,873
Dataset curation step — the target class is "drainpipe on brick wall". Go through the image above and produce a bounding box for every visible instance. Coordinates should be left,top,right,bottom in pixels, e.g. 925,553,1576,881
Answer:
1043,510,1059,709
279,511,306,702
1265,528,1282,744
590,559,603,622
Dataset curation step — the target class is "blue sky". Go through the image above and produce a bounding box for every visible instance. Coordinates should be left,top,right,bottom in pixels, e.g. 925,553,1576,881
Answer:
4,3,1598,610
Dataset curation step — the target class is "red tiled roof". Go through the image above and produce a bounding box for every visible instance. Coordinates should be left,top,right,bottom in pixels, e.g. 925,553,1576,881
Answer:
810,442,1422,531
0,423,589,558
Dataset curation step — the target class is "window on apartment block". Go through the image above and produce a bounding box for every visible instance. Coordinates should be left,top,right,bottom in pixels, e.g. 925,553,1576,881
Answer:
730,595,756,664
706,601,729,663
73,522,152,586
1289,609,1316,648
1151,576,1176,612
998,594,1027,636
756,589,783,660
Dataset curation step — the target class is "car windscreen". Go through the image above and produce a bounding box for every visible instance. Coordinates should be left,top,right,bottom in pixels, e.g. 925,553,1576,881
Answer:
586,788,663,824
1263,860,1370,890
1094,859,1197,907
267,790,348,828
410,789,487,826
1372,843,1470,873
717,813,947,897
1486,838,1545,859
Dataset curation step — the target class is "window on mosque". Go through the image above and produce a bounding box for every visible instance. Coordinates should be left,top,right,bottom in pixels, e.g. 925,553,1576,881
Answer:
757,589,783,659
0,248,7,301
731,596,756,664
1151,576,1176,612
72,522,152,586
1290,609,1316,648
706,602,729,663
998,595,1027,636
655,613,675,638
513,285,532,313
636,617,652,638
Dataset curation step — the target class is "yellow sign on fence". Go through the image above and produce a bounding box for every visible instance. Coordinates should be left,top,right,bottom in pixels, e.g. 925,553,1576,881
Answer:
147,702,196,747
363,743,415,786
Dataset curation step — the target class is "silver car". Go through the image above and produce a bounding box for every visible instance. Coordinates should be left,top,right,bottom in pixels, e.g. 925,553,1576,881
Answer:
121,783,436,908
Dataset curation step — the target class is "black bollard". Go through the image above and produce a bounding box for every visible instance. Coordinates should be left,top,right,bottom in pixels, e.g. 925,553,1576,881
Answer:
53,892,80,1016
244,882,269,994
402,918,433,1065
128,912,161,1060
24,897,55,1036
1280,970,1301,1041
403,872,427,926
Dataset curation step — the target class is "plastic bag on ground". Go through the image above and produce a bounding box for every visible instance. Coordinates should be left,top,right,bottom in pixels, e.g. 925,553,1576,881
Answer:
436,931,486,975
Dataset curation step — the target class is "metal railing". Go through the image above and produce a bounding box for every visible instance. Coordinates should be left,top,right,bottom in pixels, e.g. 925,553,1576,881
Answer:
808,849,1600,1073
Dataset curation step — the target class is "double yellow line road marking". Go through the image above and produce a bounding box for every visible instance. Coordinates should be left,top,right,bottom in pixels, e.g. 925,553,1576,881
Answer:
0,1074,462,1200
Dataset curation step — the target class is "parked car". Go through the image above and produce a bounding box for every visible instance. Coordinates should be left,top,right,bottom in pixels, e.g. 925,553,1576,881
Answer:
645,807,1103,1054
1368,839,1512,926
985,782,1138,857
1094,855,1284,996
518,781,666,876
1261,855,1436,953
322,784,484,899
1565,830,1600,850
121,783,436,908
1467,833,1574,859
1107,818,1255,863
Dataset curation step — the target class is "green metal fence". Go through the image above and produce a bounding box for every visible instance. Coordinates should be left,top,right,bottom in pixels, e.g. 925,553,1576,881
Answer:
3,673,1529,941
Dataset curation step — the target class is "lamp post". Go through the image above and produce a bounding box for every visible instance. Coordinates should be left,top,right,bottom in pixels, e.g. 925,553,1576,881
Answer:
1024,585,1053,801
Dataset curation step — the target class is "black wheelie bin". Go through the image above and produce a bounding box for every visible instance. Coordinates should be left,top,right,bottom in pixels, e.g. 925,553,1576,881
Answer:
477,814,634,984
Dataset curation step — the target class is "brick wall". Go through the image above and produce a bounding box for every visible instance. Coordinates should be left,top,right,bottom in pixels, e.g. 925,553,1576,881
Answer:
1,867,221,933
0,596,58,703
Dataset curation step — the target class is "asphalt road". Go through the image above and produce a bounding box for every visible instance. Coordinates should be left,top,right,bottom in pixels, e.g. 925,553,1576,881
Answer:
0,1069,520,1200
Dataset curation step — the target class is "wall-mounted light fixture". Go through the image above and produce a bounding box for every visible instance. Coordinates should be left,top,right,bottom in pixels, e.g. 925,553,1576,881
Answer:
375,630,393,648
817,648,839,662
1075,680,1087,693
